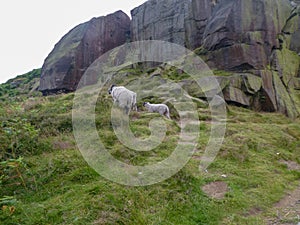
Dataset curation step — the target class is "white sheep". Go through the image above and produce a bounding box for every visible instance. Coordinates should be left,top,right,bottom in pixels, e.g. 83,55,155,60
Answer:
290,1,297,7
108,84,137,114
143,102,171,119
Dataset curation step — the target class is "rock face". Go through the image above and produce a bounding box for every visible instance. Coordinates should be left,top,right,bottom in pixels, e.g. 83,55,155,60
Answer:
131,0,294,70
39,0,300,118
202,0,292,70
131,0,300,118
131,0,190,46
39,11,130,94
131,0,213,49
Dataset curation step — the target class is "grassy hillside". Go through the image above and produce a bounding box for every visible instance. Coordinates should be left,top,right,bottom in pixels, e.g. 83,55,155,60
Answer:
0,69,299,224
0,69,41,100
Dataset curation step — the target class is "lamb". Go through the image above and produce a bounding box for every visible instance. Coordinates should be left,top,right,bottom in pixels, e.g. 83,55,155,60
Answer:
108,84,137,114
143,102,171,119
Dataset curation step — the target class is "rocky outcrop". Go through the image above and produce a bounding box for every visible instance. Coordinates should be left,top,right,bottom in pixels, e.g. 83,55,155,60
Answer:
39,0,300,118
39,11,130,94
202,0,292,70
220,70,298,119
131,0,213,49
283,3,300,53
130,0,299,71
131,0,190,46
130,0,300,118
130,0,292,70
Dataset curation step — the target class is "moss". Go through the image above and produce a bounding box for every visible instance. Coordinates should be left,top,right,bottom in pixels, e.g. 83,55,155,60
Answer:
247,31,263,43
244,74,262,94
273,47,300,87
194,46,208,56
213,70,233,77
273,72,299,118
226,86,251,106
289,88,300,115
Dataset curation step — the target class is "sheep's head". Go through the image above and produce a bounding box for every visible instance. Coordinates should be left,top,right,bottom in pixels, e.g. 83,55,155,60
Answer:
108,84,116,94
143,102,150,107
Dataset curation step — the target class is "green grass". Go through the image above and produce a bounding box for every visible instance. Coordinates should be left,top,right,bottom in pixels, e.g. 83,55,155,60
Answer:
0,70,300,224
212,70,233,77
0,69,41,99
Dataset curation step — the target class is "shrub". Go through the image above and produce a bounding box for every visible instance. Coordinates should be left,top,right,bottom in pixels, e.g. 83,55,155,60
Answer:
0,118,40,160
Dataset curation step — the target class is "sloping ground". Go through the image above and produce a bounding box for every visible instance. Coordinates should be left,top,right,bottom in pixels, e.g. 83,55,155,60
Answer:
265,182,300,224
0,69,41,99
0,69,299,224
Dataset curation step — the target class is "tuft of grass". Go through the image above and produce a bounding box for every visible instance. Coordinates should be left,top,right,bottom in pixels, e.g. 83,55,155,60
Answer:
212,70,233,77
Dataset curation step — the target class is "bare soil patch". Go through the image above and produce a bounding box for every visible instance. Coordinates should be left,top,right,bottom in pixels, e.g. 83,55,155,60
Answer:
279,160,300,171
202,181,228,200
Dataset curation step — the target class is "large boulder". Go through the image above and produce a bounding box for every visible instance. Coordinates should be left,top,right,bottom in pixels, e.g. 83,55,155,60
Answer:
39,11,131,95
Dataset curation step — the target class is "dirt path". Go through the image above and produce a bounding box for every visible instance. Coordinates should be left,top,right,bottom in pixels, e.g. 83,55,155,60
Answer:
265,181,300,225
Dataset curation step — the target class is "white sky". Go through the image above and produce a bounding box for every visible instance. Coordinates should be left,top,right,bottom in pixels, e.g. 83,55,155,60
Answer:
0,0,146,84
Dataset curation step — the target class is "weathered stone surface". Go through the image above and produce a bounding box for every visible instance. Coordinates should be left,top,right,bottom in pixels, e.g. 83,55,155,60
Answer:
131,0,190,46
202,0,292,70
131,0,213,49
184,0,213,49
215,70,299,118
283,3,300,53
271,46,300,87
180,73,262,107
223,86,251,106
39,11,130,94
273,71,299,118
131,0,295,71
244,74,262,94
294,78,300,89
218,74,262,107
179,76,225,99
221,69,299,118
259,70,277,112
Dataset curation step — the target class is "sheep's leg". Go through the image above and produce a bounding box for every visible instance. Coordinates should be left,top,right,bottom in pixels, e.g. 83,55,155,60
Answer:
164,109,171,119
166,113,171,119
132,94,138,111
131,102,137,111
133,103,137,111
124,106,130,115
